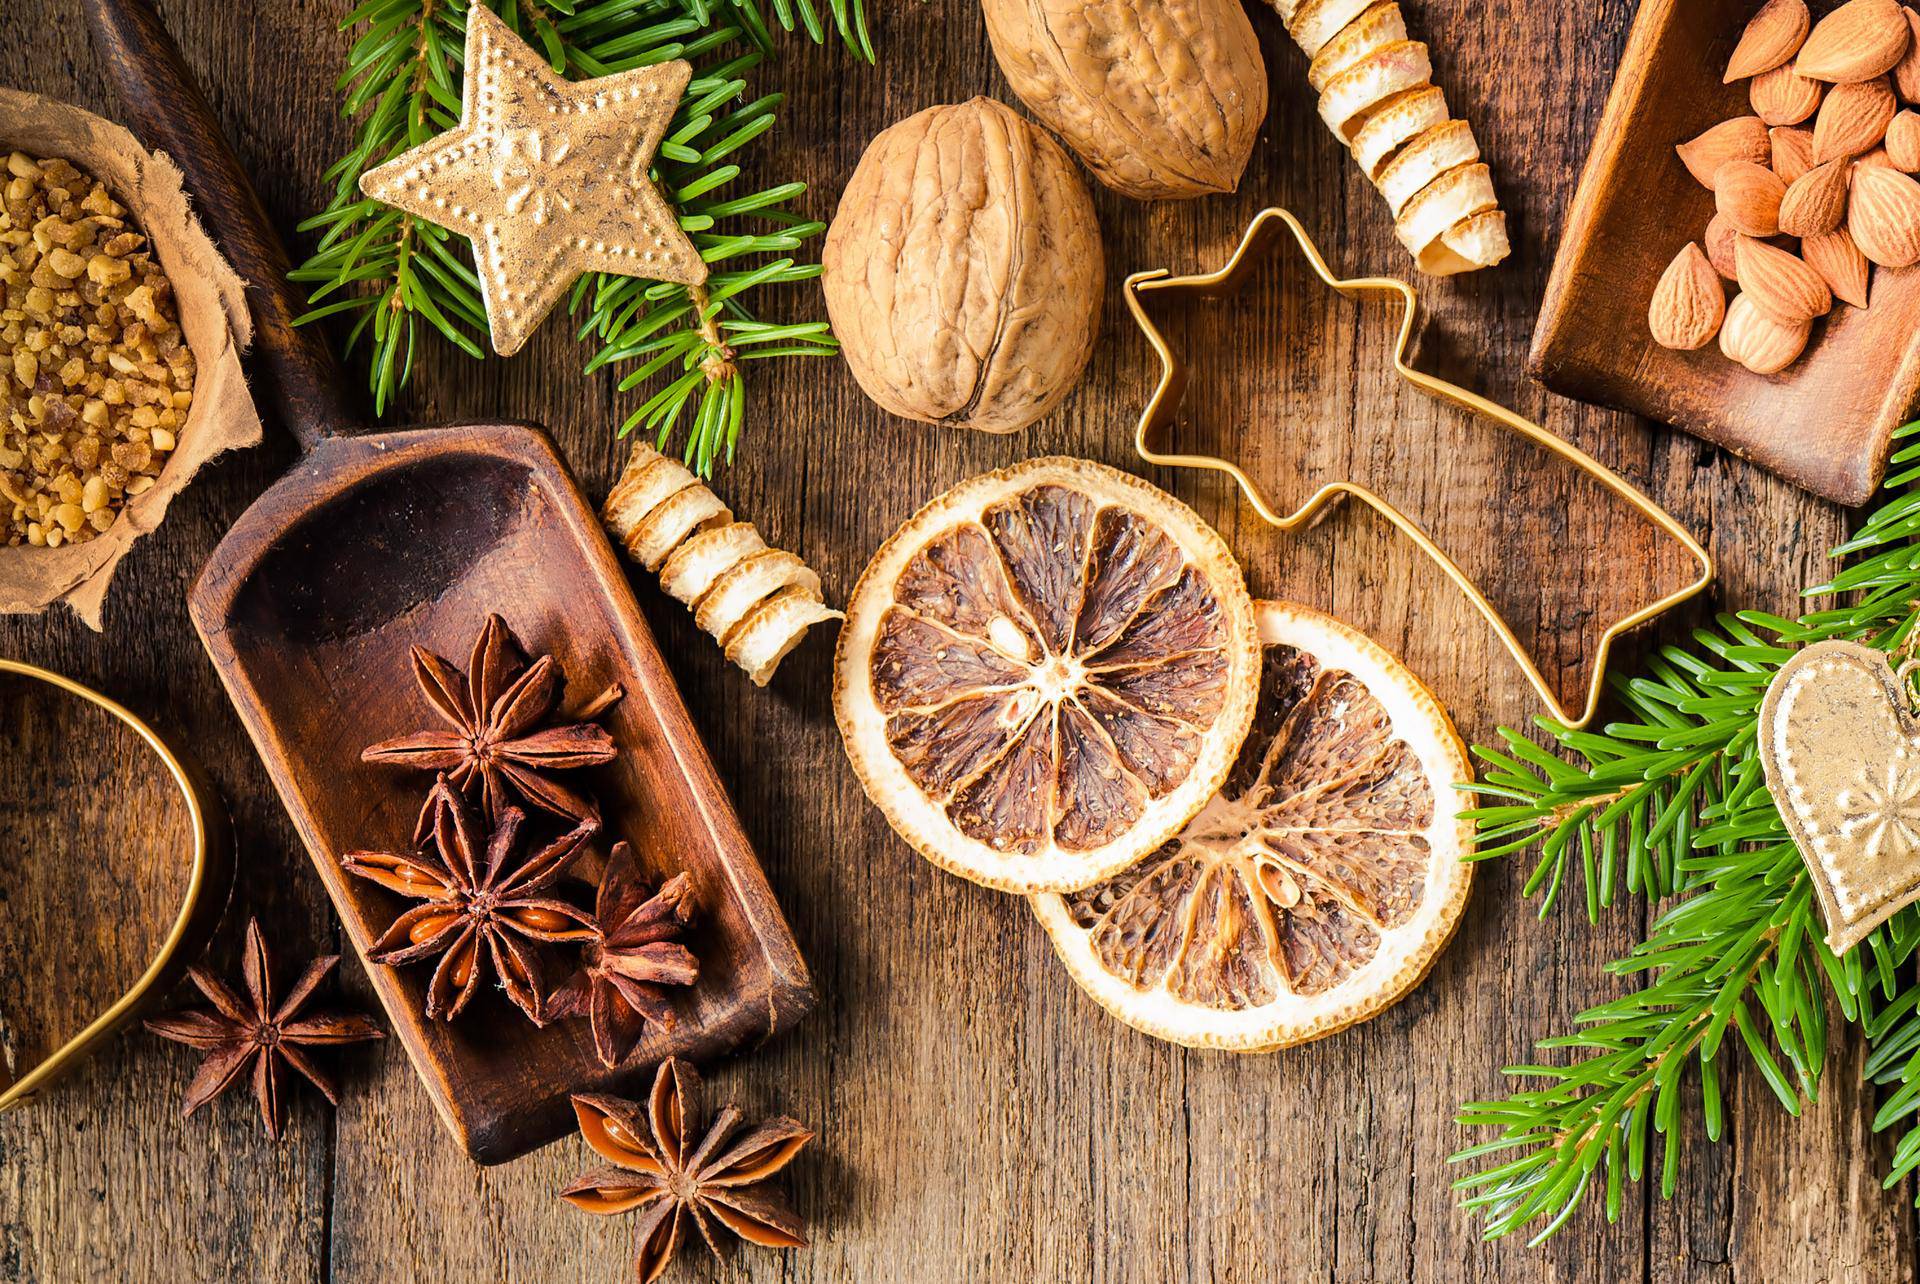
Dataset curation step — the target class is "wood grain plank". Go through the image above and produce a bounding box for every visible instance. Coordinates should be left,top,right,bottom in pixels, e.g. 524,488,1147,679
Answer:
3,0,1917,1280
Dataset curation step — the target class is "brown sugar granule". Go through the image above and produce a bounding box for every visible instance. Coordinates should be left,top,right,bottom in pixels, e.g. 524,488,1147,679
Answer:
0,151,195,548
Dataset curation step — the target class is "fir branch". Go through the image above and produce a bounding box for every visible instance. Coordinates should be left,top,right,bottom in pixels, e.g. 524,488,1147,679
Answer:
292,0,856,471
1453,423,1920,1239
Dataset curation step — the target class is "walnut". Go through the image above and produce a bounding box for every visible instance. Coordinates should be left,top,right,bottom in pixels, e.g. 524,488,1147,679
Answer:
980,0,1268,201
821,98,1104,435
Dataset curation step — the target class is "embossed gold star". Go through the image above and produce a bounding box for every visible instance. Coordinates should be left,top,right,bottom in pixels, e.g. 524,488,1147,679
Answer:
359,3,708,357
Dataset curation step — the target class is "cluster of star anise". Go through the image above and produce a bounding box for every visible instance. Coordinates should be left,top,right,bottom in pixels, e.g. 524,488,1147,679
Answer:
344,615,701,1065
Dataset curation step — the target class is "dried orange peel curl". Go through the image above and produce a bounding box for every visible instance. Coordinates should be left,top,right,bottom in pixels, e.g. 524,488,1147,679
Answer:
602,442,841,686
1265,0,1511,275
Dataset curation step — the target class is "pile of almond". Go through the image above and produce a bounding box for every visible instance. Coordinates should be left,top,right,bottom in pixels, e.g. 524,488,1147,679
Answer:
1649,0,1920,374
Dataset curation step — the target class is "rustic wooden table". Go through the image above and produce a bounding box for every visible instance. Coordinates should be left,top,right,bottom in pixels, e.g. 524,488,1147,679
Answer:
3,2,1916,1281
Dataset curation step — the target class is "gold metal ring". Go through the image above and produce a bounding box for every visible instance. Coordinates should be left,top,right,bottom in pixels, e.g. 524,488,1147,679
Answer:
1124,207,1716,731
0,658,230,1110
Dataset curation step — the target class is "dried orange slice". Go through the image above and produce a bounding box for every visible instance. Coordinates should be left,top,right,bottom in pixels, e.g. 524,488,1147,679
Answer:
834,458,1261,894
1032,601,1473,1050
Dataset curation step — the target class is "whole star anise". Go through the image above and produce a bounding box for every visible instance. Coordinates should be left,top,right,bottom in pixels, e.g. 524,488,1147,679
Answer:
562,1058,812,1283
548,842,699,1068
362,613,620,836
342,777,598,1022
143,918,383,1140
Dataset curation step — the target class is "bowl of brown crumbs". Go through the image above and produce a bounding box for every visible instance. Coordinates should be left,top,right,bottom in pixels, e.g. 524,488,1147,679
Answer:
0,87,260,626
1,149,195,549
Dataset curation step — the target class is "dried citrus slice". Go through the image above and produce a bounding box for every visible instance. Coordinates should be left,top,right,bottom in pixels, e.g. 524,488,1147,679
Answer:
1032,601,1473,1050
834,457,1261,894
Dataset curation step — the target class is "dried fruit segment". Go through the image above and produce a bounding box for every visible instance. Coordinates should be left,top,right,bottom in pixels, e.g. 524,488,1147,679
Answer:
835,457,1260,893
1034,601,1473,1050
1258,0,1510,275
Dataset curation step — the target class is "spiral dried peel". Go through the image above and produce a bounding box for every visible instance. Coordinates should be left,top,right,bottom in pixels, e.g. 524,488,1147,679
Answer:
602,443,841,686
1266,0,1510,275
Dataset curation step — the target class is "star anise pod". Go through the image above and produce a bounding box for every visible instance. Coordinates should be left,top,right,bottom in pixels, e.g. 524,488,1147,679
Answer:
362,613,620,836
548,843,699,1068
562,1058,812,1283
342,777,598,1023
143,918,383,1140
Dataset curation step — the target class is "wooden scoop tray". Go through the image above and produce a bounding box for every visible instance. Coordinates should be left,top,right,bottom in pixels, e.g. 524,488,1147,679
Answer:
193,423,813,1163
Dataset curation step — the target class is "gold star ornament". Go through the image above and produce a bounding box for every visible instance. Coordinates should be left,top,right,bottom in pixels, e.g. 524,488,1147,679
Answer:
359,4,708,357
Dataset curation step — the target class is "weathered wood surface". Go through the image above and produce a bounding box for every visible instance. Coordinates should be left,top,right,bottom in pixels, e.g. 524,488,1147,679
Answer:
0,1,1914,1280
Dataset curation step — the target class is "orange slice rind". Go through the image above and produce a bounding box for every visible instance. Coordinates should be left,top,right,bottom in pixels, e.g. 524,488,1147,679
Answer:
1032,600,1474,1050
834,457,1262,895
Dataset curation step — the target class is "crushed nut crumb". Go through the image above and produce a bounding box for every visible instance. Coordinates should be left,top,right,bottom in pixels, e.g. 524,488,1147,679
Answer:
2,151,195,547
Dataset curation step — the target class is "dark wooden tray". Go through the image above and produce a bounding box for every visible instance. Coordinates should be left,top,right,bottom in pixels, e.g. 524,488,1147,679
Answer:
193,424,814,1163
1529,0,1920,507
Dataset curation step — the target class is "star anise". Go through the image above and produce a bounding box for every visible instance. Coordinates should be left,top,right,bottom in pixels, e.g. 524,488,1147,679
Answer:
342,777,598,1023
143,918,383,1140
362,613,620,836
562,1058,812,1283
548,843,699,1068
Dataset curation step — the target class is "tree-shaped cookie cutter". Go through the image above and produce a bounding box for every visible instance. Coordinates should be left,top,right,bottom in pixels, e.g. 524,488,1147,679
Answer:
1124,207,1715,731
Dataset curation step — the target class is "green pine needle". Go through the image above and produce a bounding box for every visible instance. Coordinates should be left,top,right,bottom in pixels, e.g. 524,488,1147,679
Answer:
291,0,866,472
1454,421,1920,1240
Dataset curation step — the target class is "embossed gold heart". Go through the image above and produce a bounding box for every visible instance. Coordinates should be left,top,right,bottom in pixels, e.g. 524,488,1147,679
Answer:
1759,639,1920,954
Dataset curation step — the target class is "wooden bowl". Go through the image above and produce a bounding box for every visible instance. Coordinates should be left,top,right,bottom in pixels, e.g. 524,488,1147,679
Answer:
1529,0,1920,507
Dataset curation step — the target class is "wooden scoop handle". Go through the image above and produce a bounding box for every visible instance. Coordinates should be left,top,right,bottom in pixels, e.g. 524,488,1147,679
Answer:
80,0,357,451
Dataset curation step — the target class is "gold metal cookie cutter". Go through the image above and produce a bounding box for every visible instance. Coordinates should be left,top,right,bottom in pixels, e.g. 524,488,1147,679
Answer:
0,658,232,1111
1124,207,1715,731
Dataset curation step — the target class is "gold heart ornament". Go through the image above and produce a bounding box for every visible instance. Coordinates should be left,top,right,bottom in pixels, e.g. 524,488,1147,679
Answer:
1759,640,1920,954
0,659,231,1110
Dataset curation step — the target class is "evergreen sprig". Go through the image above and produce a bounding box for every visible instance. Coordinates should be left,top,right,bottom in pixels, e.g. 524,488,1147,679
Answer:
1453,422,1920,1242
292,0,863,473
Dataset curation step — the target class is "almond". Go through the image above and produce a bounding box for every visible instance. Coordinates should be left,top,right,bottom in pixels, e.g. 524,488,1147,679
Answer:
1728,0,1812,81
1860,144,1897,165
1814,76,1896,160
1678,116,1772,187
1648,243,1727,349
1714,159,1787,235
1752,62,1825,124
1705,212,1743,278
1896,6,1920,100
1772,125,1817,180
1849,160,1920,263
1797,0,1911,83
1802,226,1873,305
1778,157,1852,233
1734,236,1833,322
1889,108,1920,167
1719,293,1811,373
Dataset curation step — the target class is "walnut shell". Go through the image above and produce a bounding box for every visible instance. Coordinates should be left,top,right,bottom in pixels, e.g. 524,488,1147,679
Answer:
821,99,1104,434
981,0,1268,200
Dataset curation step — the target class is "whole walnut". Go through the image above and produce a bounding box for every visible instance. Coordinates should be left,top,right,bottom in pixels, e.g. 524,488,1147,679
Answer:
822,98,1104,435
981,0,1268,201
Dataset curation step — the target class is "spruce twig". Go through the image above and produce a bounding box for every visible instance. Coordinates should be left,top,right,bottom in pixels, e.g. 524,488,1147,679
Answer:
291,0,858,472
1453,422,1920,1239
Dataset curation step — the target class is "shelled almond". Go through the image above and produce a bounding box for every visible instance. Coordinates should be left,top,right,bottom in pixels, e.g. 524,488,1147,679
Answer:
1651,0,1920,373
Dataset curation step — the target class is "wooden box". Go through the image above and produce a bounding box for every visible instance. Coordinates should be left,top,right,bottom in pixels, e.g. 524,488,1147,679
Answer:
1530,0,1920,507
